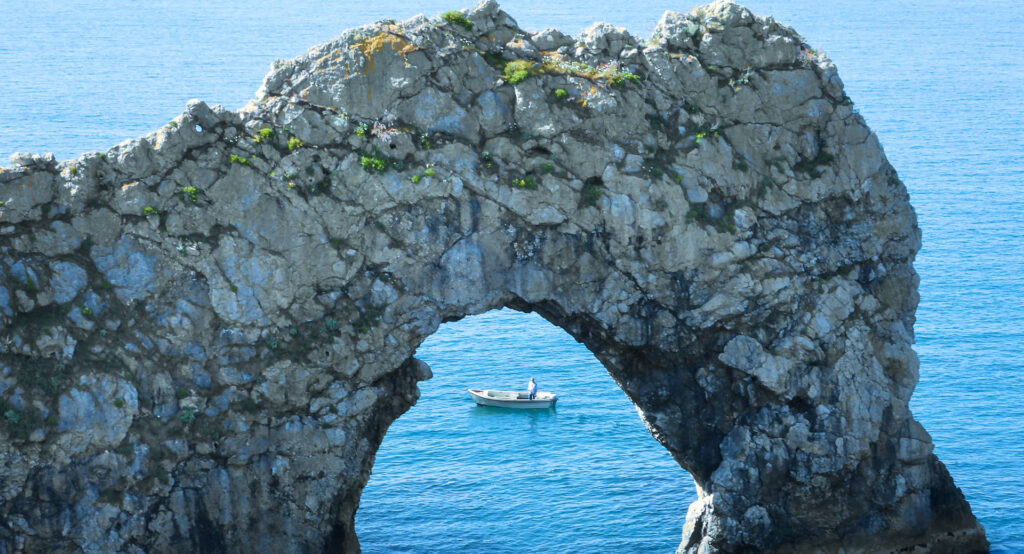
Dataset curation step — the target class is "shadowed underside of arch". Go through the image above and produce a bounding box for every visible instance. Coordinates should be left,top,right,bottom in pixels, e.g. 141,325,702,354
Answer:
0,1,985,552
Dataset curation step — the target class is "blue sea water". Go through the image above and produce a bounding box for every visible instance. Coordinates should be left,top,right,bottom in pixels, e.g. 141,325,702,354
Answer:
1,1,1021,551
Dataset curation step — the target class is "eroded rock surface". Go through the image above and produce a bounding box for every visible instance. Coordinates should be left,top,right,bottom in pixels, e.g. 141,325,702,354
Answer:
0,1,986,552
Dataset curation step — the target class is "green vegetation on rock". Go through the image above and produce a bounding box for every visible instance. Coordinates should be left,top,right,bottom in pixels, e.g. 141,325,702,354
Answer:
581,183,603,205
512,177,537,190
255,127,275,143
441,10,472,31
360,155,388,173
503,60,535,84
181,186,198,203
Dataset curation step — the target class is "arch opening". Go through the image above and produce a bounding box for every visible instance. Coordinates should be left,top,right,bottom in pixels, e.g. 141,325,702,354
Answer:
355,307,695,552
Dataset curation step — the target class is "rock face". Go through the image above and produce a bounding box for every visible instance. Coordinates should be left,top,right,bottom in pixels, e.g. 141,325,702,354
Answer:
0,1,987,552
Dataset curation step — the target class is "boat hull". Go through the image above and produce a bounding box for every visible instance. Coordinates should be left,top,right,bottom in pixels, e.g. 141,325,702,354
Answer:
467,389,557,409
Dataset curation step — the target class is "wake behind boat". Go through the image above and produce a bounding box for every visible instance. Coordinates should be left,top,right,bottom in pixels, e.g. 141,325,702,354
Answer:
467,388,558,409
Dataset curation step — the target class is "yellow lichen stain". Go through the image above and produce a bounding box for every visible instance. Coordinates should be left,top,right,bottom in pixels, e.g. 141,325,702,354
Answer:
121,181,137,192
351,29,418,77
580,86,599,107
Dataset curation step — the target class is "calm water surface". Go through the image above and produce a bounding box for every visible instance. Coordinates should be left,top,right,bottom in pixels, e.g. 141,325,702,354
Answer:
1,1,1020,551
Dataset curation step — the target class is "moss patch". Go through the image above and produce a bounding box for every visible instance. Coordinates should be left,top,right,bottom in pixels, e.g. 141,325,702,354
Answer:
503,60,535,84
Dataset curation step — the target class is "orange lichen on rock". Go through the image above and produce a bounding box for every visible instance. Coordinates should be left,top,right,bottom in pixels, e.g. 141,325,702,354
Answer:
352,29,418,69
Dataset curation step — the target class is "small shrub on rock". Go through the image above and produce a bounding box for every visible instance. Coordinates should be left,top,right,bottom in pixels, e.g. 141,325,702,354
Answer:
181,186,198,203
503,60,534,84
254,127,274,143
441,10,472,31
581,183,603,205
360,155,388,173
608,71,641,87
512,177,537,190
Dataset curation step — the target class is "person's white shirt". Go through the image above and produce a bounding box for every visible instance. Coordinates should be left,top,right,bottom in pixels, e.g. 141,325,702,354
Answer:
527,378,537,398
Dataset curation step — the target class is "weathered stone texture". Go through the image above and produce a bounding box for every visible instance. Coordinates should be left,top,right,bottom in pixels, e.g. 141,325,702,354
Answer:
0,1,986,552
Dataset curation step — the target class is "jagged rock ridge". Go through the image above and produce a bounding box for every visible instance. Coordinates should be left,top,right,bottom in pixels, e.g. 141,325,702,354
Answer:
0,1,986,552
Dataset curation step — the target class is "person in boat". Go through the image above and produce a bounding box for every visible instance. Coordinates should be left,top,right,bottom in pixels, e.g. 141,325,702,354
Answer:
527,377,537,400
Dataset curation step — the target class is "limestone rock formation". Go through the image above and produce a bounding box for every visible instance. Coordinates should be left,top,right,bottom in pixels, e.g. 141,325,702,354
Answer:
0,1,987,552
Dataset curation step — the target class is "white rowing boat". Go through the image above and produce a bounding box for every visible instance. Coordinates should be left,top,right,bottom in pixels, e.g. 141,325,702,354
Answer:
467,388,558,409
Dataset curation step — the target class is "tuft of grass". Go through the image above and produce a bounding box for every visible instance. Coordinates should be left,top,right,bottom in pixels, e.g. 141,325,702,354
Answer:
512,177,537,190
608,71,641,87
503,60,535,84
287,137,304,151
142,206,158,217
541,162,555,173
229,154,250,166
581,184,603,205
81,306,93,318
695,129,718,144
792,150,835,178
360,155,388,173
355,123,368,139
441,10,473,31
254,127,275,143
352,307,382,333
181,185,198,203
410,175,421,183
230,284,238,293
177,408,196,425
423,168,435,177
113,398,125,409
554,88,567,100
176,387,188,399
69,166,78,176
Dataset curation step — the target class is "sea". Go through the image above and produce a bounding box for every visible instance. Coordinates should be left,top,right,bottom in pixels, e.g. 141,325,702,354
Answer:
0,1,1020,551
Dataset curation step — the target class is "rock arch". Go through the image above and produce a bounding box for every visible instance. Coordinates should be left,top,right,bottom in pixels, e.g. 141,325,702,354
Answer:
0,1,985,552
